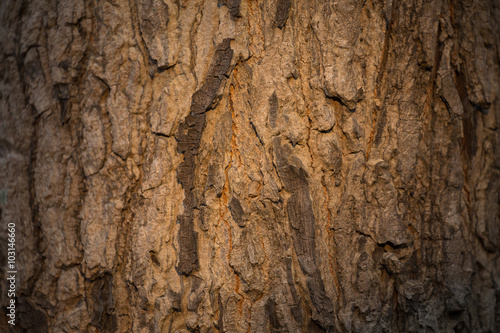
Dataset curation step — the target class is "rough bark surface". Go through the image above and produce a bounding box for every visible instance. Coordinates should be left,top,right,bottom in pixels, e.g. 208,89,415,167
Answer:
0,0,499,332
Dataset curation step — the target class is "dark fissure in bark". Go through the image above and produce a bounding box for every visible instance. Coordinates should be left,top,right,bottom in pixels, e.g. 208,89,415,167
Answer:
175,39,234,276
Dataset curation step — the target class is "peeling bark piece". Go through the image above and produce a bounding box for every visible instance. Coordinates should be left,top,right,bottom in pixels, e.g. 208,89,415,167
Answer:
217,294,224,332
177,156,196,190
190,40,233,115
269,91,278,128
176,39,233,276
175,122,190,153
273,138,334,328
275,0,291,29
229,196,245,227
190,78,222,114
209,39,233,79
177,213,199,275
176,114,206,154
218,0,240,20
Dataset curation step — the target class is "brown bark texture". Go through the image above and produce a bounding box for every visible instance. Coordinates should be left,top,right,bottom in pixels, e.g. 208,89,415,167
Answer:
0,0,499,332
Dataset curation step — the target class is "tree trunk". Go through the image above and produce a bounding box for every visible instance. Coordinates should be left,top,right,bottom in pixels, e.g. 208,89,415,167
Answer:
1,0,499,332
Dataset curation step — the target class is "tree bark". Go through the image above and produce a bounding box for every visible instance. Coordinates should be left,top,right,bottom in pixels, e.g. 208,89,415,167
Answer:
0,0,499,332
